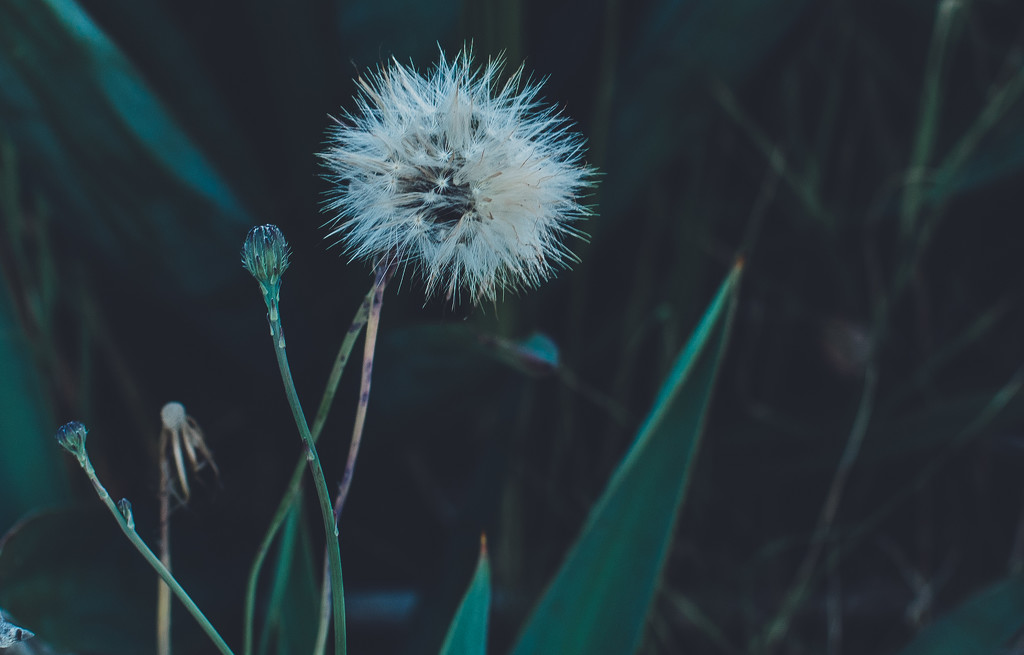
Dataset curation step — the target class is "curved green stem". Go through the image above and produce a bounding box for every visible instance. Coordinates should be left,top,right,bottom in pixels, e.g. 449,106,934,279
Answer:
313,266,392,654
264,305,347,655
900,0,961,238
243,287,373,655
76,453,234,655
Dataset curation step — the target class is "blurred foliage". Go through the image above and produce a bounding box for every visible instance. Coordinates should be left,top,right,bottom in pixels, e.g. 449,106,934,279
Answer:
0,509,157,654
895,572,1024,655
2,0,1024,653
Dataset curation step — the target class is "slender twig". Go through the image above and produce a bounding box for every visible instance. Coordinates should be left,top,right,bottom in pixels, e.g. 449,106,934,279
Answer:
760,363,879,652
900,0,961,238
242,286,373,655
314,264,393,654
336,264,392,521
935,64,1024,190
157,431,172,655
264,309,347,655
73,450,234,655
713,83,830,227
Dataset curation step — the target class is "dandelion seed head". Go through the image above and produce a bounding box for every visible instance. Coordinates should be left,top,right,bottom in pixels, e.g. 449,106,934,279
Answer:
320,46,594,304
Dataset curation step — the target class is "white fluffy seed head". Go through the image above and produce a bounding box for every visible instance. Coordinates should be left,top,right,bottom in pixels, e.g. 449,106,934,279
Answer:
320,46,594,304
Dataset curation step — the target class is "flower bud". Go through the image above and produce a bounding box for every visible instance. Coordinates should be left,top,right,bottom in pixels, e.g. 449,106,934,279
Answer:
117,498,135,530
242,224,291,295
55,421,88,456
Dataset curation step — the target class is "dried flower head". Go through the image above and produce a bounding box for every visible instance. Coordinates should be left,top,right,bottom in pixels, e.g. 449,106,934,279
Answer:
159,402,218,502
320,47,594,303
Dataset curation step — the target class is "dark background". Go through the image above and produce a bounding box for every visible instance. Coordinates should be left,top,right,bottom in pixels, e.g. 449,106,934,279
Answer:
3,0,1024,653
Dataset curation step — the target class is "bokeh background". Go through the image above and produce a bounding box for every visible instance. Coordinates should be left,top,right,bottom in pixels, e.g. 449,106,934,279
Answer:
4,0,1024,653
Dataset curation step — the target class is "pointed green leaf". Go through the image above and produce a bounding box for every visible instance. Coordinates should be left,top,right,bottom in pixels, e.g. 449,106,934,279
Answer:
896,574,1024,655
511,261,743,655
438,536,491,655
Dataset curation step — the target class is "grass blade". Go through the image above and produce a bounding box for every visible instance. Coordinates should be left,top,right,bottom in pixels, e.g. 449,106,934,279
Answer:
511,259,743,655
438,535,491,655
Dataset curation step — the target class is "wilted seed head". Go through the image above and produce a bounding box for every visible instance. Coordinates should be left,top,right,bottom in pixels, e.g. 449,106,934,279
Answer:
117,498,135,530
55,420,87,457
159,402,218,502
320,46,594,304
242,224,291,296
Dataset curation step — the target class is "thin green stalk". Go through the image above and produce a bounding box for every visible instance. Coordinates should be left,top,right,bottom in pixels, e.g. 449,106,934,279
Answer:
314,265,392,655
900,0,961,237
713,83,830,228
265,310,347,655
931,58,1024,202
243,287,373,655
75,451,233,655
759,363,879,653
313,549,332,655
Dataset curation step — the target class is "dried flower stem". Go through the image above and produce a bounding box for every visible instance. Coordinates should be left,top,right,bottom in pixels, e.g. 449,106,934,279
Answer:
313,264,392,654
263,301,347,655
73,449,233,655
243,285,374,655
336,263,393,521
157,431,173,655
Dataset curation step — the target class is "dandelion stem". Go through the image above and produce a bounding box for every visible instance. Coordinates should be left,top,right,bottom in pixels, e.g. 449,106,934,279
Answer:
74,451,234,655
313,264,393,655
264,304,347,655
243,286,373,655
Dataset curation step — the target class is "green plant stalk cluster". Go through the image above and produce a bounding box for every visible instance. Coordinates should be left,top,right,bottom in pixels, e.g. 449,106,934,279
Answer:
243,285,374,655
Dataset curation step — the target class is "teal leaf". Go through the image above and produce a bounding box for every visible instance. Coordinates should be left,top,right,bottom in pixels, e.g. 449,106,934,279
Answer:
0,0,252,296
0,285,67,531
511,260,743,655
438,536,491,655
896,573,1024,655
